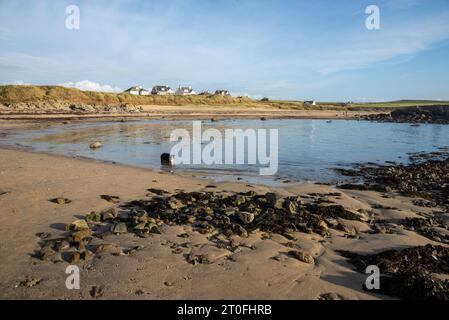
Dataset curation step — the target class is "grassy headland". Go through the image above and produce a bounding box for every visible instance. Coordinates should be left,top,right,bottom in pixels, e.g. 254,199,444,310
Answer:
1,85,448,111
0,85,257,107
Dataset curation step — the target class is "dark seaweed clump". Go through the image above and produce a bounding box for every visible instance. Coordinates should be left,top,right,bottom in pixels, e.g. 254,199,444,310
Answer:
123,190,363,238
339,244,449,300
337,154,449,209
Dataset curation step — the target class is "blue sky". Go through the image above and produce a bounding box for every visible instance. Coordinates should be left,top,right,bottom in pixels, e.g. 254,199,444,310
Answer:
1,0,449,101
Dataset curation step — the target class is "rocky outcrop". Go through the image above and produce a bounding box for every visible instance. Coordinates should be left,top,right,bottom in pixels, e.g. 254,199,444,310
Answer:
0,101,142,114
363,105,449,124
33,191,365,266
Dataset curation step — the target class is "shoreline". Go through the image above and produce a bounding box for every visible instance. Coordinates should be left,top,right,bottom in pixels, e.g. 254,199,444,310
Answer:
0,143,301,188
0,105,383,121
0,146,446,300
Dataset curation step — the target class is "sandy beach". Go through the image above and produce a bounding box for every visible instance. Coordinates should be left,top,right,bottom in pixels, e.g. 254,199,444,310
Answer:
0,104,382,121
0,143,442,300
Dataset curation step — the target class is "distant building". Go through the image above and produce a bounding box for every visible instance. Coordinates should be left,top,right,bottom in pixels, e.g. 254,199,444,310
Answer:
198,91,211,96
176,86,196,95
215,90,231,96
304,100,317,106
124,86,150,96
151,85,174,95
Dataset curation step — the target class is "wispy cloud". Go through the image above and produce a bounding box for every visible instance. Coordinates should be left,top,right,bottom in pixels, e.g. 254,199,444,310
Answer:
60,80,122,92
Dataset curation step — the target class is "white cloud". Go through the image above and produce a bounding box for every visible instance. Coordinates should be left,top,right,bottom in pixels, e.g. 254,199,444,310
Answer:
60,80,122,93
1,80,31,85
13,80,28,85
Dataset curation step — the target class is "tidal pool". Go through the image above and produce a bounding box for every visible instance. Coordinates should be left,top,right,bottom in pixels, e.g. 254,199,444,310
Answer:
2,119,448,185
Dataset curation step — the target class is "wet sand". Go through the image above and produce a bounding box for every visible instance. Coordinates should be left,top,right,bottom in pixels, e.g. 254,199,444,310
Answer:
0,146,441,300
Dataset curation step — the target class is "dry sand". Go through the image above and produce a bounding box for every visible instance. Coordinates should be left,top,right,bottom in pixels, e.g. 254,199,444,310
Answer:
0,146,440,300
0,104,382,121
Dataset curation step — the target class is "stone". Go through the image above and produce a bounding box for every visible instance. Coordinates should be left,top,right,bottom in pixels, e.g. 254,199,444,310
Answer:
148,188,168,195
38,247,56,261
65,251,81,264
238,212,255,224
100,195,120,204
81,250,93,260
95,243,123,255
101,208,118,221
89,285,104,298
71,229,92,242
66,219,89,231
284,199,298,214
234,225,248,238
337,223,358,237
110,222,127,234
36,232,50,239
289,250,315,264
134,222,146,231
49,197,71,205
265,192,284,209
319,293,343,300
16,277,42,288
51,239,71,251
86,211,102,223
317,220,329,235
89,142,102,149
172,248,183,254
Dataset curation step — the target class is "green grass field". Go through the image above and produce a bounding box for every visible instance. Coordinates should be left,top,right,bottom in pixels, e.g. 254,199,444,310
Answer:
349,100,449,108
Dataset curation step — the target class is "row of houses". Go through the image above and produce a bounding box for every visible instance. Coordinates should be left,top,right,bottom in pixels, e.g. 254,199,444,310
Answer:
124,85,231,97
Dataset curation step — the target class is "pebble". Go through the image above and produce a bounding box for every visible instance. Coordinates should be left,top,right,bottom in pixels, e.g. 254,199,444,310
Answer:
16,277,42,288
100,195,120,204
49,197,71,205
90,285,104,298
288,250,315,264
89,142,103,149
319,293,343,300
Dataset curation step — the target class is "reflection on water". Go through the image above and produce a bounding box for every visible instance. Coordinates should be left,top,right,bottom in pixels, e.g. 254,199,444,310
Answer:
2,119,449,184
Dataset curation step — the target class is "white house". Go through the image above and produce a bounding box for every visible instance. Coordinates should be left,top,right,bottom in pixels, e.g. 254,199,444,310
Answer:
176,86,196,95
304,100,317,106
151,85,174,95
215,90,231,96
124,86,150,96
